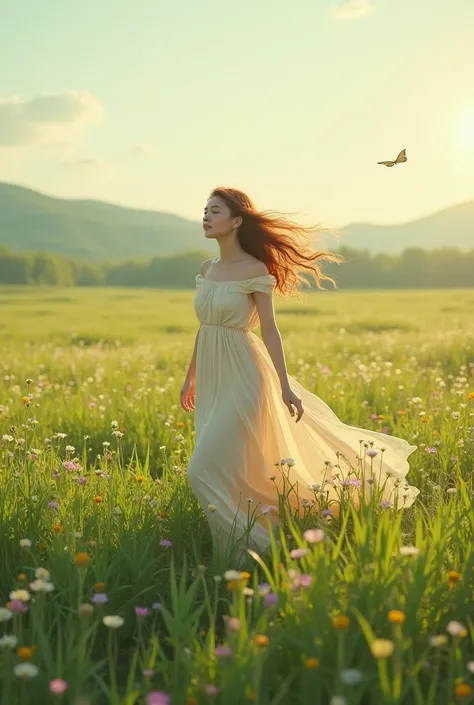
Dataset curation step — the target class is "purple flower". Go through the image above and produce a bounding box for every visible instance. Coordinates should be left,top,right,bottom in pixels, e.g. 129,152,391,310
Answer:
78,476,88,485
322,509,334,518
9,600,28,614
425,447,438,455
264,592,278,607
135,606,149,618
380,500,392,510
48,500,60,511
147,692,170,705
366,449,379,458
215,645,233,657
91,593,108,604
159,539,172,548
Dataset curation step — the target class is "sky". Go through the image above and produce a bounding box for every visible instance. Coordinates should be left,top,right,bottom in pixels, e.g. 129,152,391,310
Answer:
1,0,473,229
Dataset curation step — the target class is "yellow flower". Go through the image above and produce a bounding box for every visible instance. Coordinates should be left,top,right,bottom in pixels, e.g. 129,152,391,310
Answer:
468,391,474,400
17,573,26,582
240,571,251,580
74,552,89,567
388,610,406,624
455,683,472,698
332,614,350,631
51,523,64,533
253,634,269,648
370,639,395,658
22,396,32,406
136,475,144,482
304,657,320,669
16,646,35,661
448,570,461,589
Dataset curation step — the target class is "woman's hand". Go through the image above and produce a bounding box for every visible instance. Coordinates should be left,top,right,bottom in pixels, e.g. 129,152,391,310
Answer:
180,376,196,412
282,386,304,423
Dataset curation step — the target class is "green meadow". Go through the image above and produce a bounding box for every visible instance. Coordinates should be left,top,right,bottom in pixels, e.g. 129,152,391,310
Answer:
0,285,473,705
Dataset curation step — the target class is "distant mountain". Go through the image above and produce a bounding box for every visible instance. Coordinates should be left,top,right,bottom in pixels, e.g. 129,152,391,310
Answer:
0,182,202,262
0,182,472,261
337,200,474,254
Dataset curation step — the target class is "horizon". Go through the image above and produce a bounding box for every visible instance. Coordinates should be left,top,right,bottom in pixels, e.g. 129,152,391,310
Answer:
1,0,474,233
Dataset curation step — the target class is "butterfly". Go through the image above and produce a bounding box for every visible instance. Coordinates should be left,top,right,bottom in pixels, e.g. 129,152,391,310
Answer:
377,148,407,167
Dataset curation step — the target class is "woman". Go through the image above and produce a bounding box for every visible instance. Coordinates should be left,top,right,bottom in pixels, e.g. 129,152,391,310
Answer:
181,187,419,561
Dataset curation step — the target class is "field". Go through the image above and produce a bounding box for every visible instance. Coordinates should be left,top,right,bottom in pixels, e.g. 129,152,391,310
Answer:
0,285,473,705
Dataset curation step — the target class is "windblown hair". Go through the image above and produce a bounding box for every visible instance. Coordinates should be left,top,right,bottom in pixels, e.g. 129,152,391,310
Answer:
210,187,344,297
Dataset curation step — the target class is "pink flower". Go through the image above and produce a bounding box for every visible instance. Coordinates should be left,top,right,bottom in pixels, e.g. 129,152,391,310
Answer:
366,449,379,458
290,548,309,559
205,684,219,696
299,574,313,588
147,692,170,705
135,606,149,618
48,500,60,511
215,645,233,657
143,669,154,678
9,600,28,613
264,592,278,607
303,528,325,544
49,679,68,694
159,539,172,548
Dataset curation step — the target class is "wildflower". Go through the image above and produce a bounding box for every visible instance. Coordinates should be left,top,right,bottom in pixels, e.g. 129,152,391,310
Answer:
304,657,320,669
9,589,31,602
264,592,278,607
204,685,219,696
19,538,32,548
91,593,108,604
14,663,39,679
280,458,295,466
455,684,472,698
0,607,13,622
95,496,103,505
49,679,68,694
224,570,242,581
447,487,457,495
143,669,154,678
254,634,269,648
332,615,350,631
136,475,144,482
152,602,161,610
225,617,241,632
304,528,325,543
322,508,334,518
448,570,462,588
380,499,392,510
17,646,35,660
340,668,363,685
399,545,420,557
429,635,448,647
35,568,50,581
0,634,18,649
79,604,94,616
467,662,474,673
74,552,89,567
94,582,105,591
290,548,310,559
208,503,216,512
48,501,60,512
371,639,395,658
135,607,149,618
366,449,379,457
8,600,28,613
51,523,64,533
215,645,232,657
103,615,124,629
30,579,54,593
17,573,27,581
159,539,172,547
388,610,406,624
147,692,170,705
330,698,348,705
425,447,438,455
447,621,467,637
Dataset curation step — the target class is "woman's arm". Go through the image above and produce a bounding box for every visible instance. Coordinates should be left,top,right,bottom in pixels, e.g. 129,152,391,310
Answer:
185,327,200,382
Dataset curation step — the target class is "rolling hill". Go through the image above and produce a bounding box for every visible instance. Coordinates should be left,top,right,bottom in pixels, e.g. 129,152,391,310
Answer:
0,182,472,261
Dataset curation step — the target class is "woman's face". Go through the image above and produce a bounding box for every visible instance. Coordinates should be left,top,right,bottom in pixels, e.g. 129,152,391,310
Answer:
202,196,241,240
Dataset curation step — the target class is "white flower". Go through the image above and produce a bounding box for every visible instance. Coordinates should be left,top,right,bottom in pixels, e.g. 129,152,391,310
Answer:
19,539,32,548
330,697,348,705
446,620,467,637
399,545,420,557
30,579,54,593
103,615,124,629
0,608,13,622
14,663,39,679
304,528,325,544
429,635,448,647
65,445,75,452
340,668,363,685
280,457,295,466
224,570,243,581
34,568,50,581
9,589,31,602
467,661,474,673
0,634,18,649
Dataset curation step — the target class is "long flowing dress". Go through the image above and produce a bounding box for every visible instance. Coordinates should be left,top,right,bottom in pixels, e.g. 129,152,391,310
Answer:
187,271,419,559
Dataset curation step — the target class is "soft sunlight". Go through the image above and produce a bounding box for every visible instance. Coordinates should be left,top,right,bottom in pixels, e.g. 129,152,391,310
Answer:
460,110,474,149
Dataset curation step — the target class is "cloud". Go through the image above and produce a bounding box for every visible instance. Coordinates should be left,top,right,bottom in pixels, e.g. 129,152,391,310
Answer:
132,142,155,157
0,91,103,149
330,0,375,20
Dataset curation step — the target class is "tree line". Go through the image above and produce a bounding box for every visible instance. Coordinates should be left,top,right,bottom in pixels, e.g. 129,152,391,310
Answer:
0,245,473,289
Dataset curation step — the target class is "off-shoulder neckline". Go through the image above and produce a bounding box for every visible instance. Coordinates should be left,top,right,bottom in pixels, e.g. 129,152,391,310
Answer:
196,273,276,284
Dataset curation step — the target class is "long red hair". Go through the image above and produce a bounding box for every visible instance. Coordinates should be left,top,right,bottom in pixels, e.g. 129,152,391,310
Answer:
210,187,344,297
